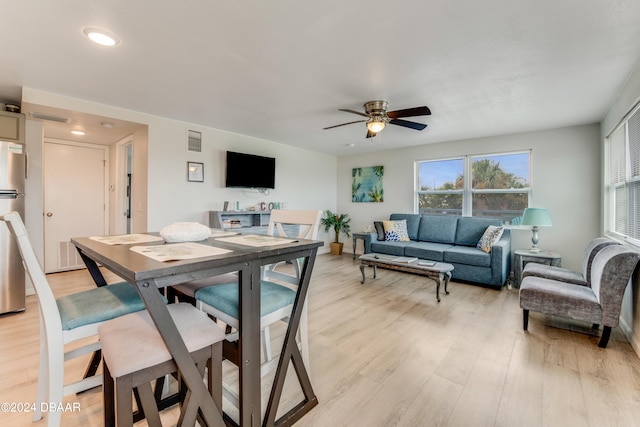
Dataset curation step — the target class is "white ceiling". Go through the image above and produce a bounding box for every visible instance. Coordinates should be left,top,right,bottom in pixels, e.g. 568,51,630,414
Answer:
2,1,640,155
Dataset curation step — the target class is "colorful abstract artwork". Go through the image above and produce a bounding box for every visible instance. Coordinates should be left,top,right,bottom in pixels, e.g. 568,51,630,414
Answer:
352,166,384,202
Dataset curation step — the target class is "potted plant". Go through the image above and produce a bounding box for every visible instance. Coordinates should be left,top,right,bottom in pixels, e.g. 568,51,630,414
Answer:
321,209,352,255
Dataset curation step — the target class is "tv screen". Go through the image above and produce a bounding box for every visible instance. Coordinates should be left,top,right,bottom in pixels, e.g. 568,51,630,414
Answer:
225,151,276,189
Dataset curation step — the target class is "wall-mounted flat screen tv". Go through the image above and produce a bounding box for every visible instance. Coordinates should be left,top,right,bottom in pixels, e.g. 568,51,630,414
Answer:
225,151,276,189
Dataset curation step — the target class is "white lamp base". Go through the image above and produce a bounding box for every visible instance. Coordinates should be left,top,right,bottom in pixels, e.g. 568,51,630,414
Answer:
529,226,541,253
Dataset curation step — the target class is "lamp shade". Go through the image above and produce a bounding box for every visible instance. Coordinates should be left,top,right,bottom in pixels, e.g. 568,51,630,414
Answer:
520,208,552,227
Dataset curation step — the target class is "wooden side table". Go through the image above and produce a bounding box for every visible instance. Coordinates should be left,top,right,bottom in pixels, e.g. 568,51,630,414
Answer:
514,249,562,288
352,232,368,259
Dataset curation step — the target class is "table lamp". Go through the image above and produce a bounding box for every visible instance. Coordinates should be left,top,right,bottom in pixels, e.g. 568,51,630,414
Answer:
520,207,552,253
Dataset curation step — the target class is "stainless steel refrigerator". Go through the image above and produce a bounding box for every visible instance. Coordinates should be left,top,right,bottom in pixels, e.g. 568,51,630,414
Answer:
0,139,26,314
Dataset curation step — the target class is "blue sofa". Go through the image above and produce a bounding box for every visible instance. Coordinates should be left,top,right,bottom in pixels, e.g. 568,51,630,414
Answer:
364,214,511,288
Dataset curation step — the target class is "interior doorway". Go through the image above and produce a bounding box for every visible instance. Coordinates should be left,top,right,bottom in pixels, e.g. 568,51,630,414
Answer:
115,137,133,235
43,139,108,273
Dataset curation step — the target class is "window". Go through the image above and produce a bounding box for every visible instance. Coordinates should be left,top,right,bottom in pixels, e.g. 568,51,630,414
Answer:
416,151,530,222
605,103,640,245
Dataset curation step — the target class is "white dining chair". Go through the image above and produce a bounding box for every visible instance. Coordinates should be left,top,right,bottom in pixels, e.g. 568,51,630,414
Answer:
194,209,321,406
0,211,152,427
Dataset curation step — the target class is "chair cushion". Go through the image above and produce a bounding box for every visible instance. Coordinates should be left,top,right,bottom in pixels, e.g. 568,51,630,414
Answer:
195,280,296,319
99,303,224,378
522,263,586,286
519,276,602,324
57,282,157,330
170,272,239,299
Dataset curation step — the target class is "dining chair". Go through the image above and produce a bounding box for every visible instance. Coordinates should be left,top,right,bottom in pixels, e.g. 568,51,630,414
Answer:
99,303,225,427
0,211,152,427
194,209,321,405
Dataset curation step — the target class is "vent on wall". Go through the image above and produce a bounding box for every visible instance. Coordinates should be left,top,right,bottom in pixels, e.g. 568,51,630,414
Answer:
30,112,70,123
187,130,202,152
57,240,83,270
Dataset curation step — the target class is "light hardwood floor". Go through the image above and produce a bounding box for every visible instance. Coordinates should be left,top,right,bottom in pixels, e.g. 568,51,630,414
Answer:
2,253,640,426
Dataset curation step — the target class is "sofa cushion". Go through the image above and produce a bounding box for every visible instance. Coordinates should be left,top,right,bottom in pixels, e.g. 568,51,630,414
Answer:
417,215,458,244
476,225,504,253
444,246,492,267
404,242,454,262
373,221,385,241
371,241,407,256
383,220,410,241
455,217,502,246
390,214,421,241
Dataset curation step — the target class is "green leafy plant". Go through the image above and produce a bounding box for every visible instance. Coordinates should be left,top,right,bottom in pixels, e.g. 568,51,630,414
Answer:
321,210,351,243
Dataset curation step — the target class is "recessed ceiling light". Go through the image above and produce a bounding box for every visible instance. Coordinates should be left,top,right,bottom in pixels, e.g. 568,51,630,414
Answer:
101,121,114,128
71,130,86,136
83,27,120,47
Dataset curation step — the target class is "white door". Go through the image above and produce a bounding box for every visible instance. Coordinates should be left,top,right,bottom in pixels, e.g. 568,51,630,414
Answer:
44,140,108,273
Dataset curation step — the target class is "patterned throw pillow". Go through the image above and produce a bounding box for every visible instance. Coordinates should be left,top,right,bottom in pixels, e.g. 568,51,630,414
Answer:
383,220,410,242
476,225,504,253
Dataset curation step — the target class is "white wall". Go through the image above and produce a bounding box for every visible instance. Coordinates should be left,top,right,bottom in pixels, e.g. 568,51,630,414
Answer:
23,119,44,295
337,123,601,273
21,88,337,252
602,61,640,356
145,123,336,232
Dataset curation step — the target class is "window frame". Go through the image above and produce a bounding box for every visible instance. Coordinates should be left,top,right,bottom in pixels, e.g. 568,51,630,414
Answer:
604,101,640,247
415,150,532,222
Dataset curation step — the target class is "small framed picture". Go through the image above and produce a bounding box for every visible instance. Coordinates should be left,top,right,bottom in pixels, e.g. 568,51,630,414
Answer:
187,162,204,182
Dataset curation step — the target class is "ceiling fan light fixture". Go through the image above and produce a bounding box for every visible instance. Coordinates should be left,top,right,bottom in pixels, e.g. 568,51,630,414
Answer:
366,119,385,133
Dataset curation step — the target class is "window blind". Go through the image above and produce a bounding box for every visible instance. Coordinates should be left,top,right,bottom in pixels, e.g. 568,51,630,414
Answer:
606,105,640,245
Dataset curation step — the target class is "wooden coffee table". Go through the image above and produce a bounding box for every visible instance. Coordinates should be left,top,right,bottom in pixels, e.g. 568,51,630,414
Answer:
359,253,453,302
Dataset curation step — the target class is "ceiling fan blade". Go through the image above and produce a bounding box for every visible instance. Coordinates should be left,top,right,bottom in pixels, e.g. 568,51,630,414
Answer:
389,118,427,131
323,119,367,130
366,130,377,138
386,106,431,119
338,108,370,118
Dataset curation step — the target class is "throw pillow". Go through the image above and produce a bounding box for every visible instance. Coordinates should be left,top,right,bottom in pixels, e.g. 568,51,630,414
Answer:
373,221,385,241
383,220,410,242
476,225,504,253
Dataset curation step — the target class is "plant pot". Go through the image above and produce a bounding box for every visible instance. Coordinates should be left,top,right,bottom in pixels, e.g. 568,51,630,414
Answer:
330,242,344,255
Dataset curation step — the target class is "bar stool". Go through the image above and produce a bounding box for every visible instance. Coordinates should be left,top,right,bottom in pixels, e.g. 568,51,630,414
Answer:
99,303,225,426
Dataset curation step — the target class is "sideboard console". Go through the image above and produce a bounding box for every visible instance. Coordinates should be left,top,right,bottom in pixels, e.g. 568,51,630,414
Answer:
209,211,271,233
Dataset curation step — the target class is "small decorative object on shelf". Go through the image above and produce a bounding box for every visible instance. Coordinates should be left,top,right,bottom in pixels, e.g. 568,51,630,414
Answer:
321,210,351,255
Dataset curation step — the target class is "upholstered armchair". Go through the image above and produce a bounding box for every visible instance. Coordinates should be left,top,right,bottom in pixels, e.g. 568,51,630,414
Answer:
519,244,640,348
522,237,619,287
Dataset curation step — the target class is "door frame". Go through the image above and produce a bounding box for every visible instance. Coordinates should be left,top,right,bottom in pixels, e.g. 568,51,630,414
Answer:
43,138,109,271
115,136,133,235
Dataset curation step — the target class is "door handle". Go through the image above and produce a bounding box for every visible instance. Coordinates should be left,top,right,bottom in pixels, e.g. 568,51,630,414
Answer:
46,212,53,217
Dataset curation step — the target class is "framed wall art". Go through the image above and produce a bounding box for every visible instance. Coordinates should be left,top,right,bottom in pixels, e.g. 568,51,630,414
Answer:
352,165,384,202
187,161,204,182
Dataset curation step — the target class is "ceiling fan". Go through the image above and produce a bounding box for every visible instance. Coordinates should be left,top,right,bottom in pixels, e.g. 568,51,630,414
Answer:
323,100,431,138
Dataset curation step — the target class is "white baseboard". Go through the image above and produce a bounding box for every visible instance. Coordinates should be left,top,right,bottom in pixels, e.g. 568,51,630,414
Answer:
619,316,640,359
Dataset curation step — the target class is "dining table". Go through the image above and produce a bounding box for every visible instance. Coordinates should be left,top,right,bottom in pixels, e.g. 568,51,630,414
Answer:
71,231,323,427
